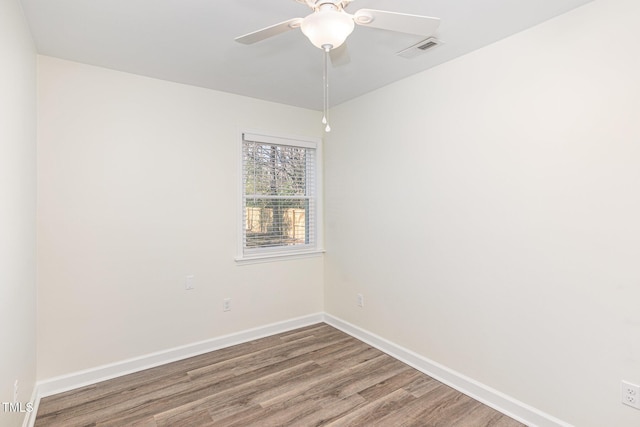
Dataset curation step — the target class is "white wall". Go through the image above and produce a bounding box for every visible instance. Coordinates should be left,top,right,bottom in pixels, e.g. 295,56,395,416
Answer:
0,0,37,426
324,0,640,425
37,56,324,380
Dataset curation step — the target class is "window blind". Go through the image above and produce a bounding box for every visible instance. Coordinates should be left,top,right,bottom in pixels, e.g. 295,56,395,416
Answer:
242,134,317,255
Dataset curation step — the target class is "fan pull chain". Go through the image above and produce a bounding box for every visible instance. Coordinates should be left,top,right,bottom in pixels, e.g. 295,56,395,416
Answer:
322,46,331,133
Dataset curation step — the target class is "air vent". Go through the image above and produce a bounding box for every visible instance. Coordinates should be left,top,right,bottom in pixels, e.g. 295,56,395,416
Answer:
418,40,438,50
396,37,441,59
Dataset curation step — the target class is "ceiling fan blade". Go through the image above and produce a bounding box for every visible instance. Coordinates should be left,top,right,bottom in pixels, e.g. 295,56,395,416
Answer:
353,9,440,36
329,43,351,67
235,18,303,45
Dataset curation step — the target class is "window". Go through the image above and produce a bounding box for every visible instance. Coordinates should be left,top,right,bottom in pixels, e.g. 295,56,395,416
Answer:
238,131,322,262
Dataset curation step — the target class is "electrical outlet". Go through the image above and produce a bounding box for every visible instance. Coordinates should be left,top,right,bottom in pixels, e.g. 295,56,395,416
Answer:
622,380,640,409
223,298,231,312
357,293,364,308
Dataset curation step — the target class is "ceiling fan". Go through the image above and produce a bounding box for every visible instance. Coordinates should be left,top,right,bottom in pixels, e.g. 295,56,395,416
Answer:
235,0,441,131
236,0,440,56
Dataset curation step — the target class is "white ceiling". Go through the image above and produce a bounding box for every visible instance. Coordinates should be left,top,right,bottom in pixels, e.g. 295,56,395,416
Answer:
20,0,594,111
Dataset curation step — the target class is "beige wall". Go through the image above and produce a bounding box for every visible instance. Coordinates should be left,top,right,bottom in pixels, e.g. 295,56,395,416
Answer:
0,0,37,426
324,0,640,426
36,56,324,379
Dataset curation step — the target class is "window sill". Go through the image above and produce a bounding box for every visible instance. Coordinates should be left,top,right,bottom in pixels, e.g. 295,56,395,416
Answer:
235,249,325,265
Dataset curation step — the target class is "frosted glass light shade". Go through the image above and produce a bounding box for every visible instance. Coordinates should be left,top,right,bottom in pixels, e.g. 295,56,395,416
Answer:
301,10,355,50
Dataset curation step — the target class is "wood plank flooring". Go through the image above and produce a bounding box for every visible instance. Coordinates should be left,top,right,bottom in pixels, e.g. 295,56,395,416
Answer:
35,323,526,426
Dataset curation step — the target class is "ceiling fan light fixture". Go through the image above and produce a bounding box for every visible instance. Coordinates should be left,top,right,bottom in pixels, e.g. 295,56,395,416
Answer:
301,9,355,50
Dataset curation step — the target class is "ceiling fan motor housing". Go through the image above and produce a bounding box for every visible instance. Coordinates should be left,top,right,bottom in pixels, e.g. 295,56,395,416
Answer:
297,0,351,11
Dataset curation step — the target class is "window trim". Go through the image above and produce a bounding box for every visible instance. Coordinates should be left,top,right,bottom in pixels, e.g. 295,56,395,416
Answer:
235,129,324,264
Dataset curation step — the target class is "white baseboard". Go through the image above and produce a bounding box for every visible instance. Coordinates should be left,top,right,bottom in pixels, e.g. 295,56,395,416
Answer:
34,313,324,401
323,313,572,427
27,312,571,427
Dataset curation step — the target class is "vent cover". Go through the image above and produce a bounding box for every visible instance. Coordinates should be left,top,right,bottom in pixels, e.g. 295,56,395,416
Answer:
396,37,441,59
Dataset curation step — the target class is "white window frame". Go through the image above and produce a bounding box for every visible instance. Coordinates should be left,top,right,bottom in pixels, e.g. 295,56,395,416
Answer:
236,130,324,264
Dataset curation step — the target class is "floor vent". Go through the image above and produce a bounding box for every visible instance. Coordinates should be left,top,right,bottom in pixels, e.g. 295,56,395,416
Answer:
396,37,441,59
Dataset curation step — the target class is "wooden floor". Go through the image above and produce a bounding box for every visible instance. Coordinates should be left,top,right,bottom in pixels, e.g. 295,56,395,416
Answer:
36,323,526,426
